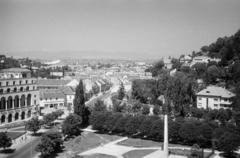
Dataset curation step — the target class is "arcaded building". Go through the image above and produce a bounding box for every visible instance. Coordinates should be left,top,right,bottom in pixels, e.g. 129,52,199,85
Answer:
0,68,39,125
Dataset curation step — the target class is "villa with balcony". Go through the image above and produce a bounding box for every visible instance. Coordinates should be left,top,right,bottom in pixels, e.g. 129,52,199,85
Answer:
196,86,235,110
0,68,39,126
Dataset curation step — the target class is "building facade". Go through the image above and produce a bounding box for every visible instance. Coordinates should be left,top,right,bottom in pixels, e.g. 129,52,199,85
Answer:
196,86,235,110
0,68,39,125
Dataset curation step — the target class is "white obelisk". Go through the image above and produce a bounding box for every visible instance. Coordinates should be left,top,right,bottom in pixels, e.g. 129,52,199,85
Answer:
164,114,169,158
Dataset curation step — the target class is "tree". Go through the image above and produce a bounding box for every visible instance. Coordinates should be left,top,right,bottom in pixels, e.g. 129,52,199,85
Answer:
125,115,145,135
93,99,107,112
74,80,86,123
204,65,220,85
218,132,240,157
179,122,198,145
169,121,182,143
153,105,161,115
43,113,55,126
35,132,63,156
139,117,157,137
26,117,42,134
197,123,212,147
132,102,142,114
114,115,131,133
150,119,164,141
0,132,12,150
62,114,82,137
141,104,150,115
104,113,122,132
118,82,125,100
90,112,111,131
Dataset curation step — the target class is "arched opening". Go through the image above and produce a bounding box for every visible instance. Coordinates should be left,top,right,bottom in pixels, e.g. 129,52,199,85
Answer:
7,88,10,93
26,86,29,91
8,114,12,123
7,96,13,109
0,89,3,93
14,95,20,108
0,97,6,110
21,111,25,120
27,94,31,105
21,95,25,107
15,113,19,121
27,110,31,118
20,87,23,91
14,87,17,92
1,115,5,124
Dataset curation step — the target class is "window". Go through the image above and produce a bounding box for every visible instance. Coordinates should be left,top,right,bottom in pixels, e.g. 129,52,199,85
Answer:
32,80,34,83
0,82,1,86
50,98,52,100
34,100,36,105
26,80,28,84
34,95,36,97
22,74,27,78
56,98,58,100
45,98,47,101
198,97,202,100
224,99,228,102
6,82,8,86
59,103,63,106
214,104,218,107
33,86,35,90
214,98,218,101
70,96,71,99
13,81,15,85
20,81,22,85
40,99,42,101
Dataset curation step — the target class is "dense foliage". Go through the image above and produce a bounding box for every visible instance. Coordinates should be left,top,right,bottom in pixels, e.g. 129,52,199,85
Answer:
35,132,63,156
0,132,12,150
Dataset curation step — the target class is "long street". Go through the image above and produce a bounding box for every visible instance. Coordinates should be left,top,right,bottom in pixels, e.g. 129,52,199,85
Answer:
6,124,61,158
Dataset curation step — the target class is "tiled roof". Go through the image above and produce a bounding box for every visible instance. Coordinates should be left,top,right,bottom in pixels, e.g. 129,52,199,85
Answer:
58,86,75,95
0,68,30,73
36,79,71,86
40,90,65,99
196,86,235,98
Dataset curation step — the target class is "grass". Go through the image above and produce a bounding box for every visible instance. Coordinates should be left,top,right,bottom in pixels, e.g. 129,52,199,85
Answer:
76,154,117,158
57,132,123,158
122,149,157,158
7,131,26,139
8,127,26,131
118,138,190,148
118,138,162,147
169,148,212,158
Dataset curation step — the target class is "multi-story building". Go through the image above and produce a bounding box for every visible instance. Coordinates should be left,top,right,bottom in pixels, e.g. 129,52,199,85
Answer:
0,68,39,126
196,86,235,110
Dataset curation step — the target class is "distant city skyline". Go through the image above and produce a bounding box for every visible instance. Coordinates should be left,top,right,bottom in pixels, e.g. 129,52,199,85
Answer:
0,0,240,59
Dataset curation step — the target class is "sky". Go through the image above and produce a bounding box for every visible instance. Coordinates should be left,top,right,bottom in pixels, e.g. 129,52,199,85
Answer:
0,0,240,59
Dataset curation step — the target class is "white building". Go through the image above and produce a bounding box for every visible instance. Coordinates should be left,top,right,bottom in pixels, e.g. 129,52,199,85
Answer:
196,86,235,110
0,68,39,126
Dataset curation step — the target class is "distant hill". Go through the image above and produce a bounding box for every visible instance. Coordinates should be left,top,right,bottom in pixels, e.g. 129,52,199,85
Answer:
3,51,158,60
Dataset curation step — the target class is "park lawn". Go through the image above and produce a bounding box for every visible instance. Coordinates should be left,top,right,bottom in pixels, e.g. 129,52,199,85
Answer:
118,138,162,147
122,149,157,158
7,131,26,139
118,138,190,148
57,132,123,158
76,154,117,158
9,127,26,131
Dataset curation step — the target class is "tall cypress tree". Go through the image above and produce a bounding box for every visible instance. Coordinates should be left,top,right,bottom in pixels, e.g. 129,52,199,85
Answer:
74,80,85,119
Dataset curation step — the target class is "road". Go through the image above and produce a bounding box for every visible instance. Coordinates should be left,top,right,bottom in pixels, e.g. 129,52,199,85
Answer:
85,89,113,108
7,124,61,158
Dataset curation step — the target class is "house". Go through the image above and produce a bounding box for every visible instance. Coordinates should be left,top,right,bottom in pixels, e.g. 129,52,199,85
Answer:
0,68,39,126
39,89,65,109
36,79,71,89
163,59,172,69
196,86,235,110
